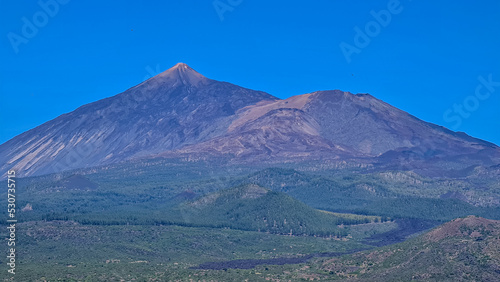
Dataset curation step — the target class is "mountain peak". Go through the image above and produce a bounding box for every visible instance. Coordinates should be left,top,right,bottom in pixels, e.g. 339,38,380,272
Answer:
170,62,193,71
173,62,189,68
155,62,208,86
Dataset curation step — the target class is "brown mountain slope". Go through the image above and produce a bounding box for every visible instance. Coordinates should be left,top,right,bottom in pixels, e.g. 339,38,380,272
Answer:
172,108,351,161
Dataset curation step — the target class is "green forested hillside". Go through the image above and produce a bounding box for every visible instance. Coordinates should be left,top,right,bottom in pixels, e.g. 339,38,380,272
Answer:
5,163,500,228
238,168,500,221
178,184,368,236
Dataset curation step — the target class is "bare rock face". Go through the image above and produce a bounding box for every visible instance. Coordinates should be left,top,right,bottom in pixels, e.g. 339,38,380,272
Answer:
1,63,499,178
22,203,33,212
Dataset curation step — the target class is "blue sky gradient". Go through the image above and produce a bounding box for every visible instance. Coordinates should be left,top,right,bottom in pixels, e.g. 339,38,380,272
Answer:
1,0,499,145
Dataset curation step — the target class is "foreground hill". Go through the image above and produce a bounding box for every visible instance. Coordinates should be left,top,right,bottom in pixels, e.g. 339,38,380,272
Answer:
179,216,500,281
1,63,499,178
301,216,500,281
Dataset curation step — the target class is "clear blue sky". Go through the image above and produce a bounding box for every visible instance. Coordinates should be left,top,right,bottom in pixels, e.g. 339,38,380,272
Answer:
1,0,499,145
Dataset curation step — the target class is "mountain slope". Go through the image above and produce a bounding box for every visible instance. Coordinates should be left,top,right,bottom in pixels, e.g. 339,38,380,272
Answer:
173,108,351,161
0,63,276,177
176,89,500,173
304,91,500,174
304,91,497,156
